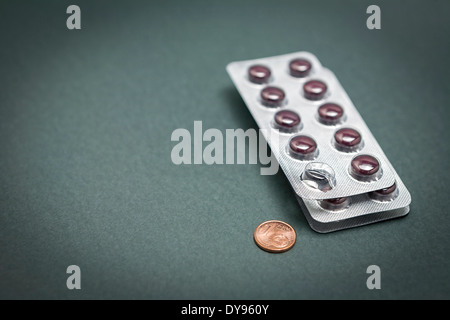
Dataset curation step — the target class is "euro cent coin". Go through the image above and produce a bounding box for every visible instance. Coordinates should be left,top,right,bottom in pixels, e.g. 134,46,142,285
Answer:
254,220,296,253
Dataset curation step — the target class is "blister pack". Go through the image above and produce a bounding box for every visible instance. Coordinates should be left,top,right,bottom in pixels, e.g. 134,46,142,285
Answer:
298,164,411,233
226,51,411,232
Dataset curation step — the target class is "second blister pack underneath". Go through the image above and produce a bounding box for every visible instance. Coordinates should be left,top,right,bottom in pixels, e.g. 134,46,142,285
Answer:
297,163,411,233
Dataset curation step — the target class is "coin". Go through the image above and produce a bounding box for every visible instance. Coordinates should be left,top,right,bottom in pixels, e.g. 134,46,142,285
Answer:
254,220,296,253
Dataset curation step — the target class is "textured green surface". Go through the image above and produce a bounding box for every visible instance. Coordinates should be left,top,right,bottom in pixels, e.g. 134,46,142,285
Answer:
0,0,449,299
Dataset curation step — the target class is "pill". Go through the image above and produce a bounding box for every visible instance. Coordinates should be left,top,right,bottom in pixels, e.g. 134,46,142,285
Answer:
289,135,316,154
335,128,361,147
350,155,381,181
248,65,271,84
324,197,347,205
319,197,351,211
273,110,301,132
303,80,327,100
289,58,312,77
369,182,398,201
374,182,397,195
334,128,363,152
318,103,344,125
260,86,285,107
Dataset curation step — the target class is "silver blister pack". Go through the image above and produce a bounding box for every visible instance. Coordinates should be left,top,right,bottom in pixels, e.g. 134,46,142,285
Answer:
298,199,410,233
298,161,411,233
227,51,398,200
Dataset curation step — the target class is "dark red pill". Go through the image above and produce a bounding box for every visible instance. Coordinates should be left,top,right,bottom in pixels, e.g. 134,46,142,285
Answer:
319,196,351,211
248,65,271,84
322,197,348,205
334,128,362,147
289,59,312,77
351,155,380,176
289,135,316,154
303,80,327,100
260,86,285,107
274,110,301,129
374,183,397,195
318,103,344,123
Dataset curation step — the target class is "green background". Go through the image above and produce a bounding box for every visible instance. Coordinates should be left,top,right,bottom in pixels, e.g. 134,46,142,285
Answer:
1,0,449,299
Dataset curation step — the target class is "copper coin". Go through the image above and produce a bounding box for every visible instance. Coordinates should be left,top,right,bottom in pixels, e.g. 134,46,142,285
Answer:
254,220,296,253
